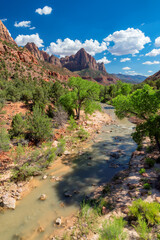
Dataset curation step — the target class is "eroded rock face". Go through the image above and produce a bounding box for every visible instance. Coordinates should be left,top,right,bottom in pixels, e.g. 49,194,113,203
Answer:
25,42,62,67
0,20,16,44
60,48,106,72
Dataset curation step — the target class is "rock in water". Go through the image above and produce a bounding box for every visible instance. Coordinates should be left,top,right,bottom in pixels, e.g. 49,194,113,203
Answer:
55,217,62,225
39,194,47,201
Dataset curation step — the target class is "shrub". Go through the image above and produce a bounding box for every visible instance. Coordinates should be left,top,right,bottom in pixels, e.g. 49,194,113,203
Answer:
129,199,160,225
27,105,53,143
139,168,146,174
56,138,66,156
53,105,68,128
9,114,26,138
77,126,89,141
145,158,155,168
143,183,151,190
0,128,10,152
134,216,151,240
99,217,127,240
67,115,78,131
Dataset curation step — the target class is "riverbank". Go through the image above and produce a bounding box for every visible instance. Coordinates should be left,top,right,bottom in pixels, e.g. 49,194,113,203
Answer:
0,108,112,210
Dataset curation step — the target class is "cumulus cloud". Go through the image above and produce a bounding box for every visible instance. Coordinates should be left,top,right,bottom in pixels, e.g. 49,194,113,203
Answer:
124,70,141,75
120,57,131,62
143,61,160,65
46,38,108,57
148,70,153,73
97,57,111,64
155,37,160,47
114,58,117,61
15,33,44,47
146,48,160,57
122,67,131,70
14,21,31,28
1,18,7,22
35,6,52,15
104,28,151,56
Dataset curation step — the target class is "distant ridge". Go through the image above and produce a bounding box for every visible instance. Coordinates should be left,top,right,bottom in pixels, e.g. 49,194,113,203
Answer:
113,73,146,84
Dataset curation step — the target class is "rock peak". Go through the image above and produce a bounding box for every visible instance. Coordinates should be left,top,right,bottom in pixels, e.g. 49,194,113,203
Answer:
0,20,16,44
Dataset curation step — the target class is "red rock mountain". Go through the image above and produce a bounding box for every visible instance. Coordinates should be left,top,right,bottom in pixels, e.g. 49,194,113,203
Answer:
60,48,106,72
0,20,16,44
25,42,62,67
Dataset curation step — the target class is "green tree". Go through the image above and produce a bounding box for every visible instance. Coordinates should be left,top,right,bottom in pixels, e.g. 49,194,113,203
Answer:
60,77,101,119
0,128,10,152
9,114,26,138
113,84,160,151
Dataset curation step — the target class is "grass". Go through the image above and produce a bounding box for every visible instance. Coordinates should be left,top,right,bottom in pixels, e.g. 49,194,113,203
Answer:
99,217,127,240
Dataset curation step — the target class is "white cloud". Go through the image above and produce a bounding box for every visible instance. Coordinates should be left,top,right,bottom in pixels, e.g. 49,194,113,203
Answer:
30,27,36,30
35,6,52,15
143,61,160,65
122,67,131,70
155,37,160,47
97,57,111,64
1,18,7,22
104,28,151,56
114,58,117,61
46,38,108,57
15,33,44,47
124,70,141,75
14,21,31,28
120,57,131,62
148,70,153,73
146,48,160,57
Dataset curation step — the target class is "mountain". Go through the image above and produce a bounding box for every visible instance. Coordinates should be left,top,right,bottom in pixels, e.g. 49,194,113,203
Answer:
25,42,62,67
0,20,16,44
144,71,160,83
113,73,146,84
60,48,118,85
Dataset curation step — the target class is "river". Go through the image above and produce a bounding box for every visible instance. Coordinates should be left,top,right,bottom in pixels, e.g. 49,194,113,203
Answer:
0,105,137,240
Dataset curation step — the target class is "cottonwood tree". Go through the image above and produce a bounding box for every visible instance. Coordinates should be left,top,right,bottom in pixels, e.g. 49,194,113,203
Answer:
113,84,160,151
60,77,101,119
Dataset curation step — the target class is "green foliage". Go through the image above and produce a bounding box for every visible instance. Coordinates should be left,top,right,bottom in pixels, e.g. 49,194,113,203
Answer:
27,105,53,143
0,128,10,152
134,216,151,240
60,77,101,119
143,183,151,190
51,81,66,104
9,113,26,138
99,217,127,240
77,126,89,141
139,168,146,174
129,199,160,225
145,158,155,168
67,116,78,131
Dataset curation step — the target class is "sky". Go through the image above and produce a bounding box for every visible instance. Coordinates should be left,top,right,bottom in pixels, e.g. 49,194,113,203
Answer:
1,0,160,76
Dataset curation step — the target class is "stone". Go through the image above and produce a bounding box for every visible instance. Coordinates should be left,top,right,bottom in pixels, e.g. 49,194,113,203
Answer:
2,195,16,209
155,197,160,203
39,194,47,201
42,175,47,180
64,191,72,197
55,217,61,225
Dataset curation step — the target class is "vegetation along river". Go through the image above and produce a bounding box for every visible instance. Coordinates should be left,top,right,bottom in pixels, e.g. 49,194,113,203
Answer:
0,105,137,240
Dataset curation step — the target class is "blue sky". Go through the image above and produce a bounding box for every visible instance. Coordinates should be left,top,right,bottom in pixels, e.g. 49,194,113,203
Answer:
1,0,160,76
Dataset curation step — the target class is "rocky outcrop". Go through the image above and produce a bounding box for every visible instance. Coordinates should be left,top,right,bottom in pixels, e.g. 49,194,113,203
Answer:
25,42,62,67
60,48,106,72
0,20,16,44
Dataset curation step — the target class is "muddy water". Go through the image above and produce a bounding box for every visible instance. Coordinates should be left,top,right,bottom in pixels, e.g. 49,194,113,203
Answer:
0,105,137,240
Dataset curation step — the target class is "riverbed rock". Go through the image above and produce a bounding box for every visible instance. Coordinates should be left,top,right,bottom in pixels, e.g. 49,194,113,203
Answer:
39,194,47,201
55,217,62,225
42,175,47,180
64,191,72,197
2,194,16,209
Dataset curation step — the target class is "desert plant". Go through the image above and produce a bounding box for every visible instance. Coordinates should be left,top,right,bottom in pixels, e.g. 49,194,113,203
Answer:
139,168,146,174
77,126,89,141
145,158,155,168
99,217,127,240
9,113,26,138
134,216,151,240
0,128,10,151
143,183,151,190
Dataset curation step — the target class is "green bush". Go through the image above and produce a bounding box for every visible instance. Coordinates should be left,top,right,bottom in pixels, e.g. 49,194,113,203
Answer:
9,114,26,138
27,105,53,143
134,216,151,240
143,183,151,190
139,168,146,174
145,158,155,168
67,115,78,131
0,128,10,151
129,199,160,225
77,126,89,141
99,217,127,240
56,138,66,156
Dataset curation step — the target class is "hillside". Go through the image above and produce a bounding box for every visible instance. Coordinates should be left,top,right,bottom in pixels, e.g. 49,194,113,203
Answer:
113,73,146,84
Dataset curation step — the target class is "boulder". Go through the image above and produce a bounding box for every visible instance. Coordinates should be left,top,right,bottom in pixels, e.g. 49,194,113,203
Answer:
39,194,47,201
55,217,61,225
2,194,16,209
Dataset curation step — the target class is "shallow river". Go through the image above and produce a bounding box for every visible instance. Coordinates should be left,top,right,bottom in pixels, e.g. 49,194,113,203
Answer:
0,105,137,240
